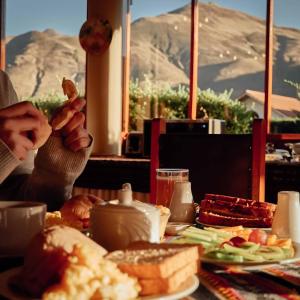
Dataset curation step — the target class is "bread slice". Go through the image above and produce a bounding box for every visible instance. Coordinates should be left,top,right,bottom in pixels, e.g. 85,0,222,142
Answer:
106,242,199,279
139,262,197,296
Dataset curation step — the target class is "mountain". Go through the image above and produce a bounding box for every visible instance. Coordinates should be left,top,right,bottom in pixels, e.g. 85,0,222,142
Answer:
6,29,85,99
131,3,300,98
5,3,300,100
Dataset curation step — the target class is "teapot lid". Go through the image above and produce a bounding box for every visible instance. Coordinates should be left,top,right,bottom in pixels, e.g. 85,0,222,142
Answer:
92,183,159,214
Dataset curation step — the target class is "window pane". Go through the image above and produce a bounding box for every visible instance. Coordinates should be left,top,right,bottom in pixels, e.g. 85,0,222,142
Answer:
198,1,266,133
130,0,191,130
271,0,300,133
5,0,86,102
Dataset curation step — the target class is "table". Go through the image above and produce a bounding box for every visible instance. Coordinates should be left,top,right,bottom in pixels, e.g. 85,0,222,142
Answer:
1,257,300,299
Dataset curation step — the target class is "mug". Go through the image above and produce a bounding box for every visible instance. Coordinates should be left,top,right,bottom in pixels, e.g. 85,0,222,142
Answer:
0,201,46,256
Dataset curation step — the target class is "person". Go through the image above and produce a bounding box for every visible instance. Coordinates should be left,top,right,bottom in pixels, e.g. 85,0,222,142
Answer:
0,70,92,210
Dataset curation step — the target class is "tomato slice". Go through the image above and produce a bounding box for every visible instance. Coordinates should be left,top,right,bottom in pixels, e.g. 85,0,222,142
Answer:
248,229,268,245
229,236,247,247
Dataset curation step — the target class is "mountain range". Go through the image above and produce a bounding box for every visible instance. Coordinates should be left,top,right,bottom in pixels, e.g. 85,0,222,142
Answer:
5,2,300,100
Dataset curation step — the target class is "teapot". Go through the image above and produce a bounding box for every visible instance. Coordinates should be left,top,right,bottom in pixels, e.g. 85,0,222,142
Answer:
90,183,160,251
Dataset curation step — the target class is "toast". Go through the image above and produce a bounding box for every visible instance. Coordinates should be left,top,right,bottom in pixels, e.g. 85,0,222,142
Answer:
139,262,197,296
106,244,199,279
106,242,200,296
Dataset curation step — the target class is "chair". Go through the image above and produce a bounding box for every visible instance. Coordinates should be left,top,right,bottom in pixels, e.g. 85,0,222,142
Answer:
150,118,266,204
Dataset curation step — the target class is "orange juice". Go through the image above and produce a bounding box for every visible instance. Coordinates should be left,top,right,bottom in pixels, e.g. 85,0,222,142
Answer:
156,169,189,207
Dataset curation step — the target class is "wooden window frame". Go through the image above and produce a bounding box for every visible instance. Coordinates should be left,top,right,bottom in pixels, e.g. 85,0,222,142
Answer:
1,1,299,141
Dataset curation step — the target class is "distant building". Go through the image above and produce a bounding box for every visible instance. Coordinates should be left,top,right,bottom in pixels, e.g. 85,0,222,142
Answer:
238,90,300,119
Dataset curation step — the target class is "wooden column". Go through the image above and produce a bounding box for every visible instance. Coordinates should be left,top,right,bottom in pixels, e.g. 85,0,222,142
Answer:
121,0,131,138
150,118,166,204
252,119,266,202
264,0,274,134
188,0,199,120
0,0,5,70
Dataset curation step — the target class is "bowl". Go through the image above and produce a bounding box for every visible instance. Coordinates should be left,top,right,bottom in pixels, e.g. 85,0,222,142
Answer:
0,201,46,256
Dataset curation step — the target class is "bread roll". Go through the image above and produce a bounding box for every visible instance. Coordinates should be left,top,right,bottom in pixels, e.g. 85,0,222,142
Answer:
60,194,103,229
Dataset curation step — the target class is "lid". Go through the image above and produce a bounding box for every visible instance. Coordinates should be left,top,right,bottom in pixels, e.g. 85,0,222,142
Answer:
92,183,159,215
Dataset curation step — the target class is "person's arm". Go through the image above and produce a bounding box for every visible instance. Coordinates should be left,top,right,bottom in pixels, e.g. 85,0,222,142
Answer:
22,135,92,211
20,98,93,211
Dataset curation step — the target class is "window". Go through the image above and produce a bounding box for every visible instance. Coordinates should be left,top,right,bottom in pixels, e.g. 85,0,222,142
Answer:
5,0,86,102
198,0,267,133
271,0,300,134
129,0,191,130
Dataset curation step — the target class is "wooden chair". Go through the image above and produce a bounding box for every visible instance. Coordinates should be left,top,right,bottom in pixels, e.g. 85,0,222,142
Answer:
150,118,266,204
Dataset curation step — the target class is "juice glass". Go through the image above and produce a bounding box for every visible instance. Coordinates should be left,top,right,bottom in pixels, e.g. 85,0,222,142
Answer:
156,169,189,207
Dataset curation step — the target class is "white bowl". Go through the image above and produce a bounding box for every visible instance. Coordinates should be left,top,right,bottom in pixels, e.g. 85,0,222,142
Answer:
0,201,46,256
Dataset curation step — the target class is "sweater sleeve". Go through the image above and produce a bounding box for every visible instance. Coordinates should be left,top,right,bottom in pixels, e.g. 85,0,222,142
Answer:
21,136,93,211
0,139,21,184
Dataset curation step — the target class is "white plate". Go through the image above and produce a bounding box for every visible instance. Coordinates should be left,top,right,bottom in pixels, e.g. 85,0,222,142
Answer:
0,267,199,300
195,218,271,230
201,242,300,267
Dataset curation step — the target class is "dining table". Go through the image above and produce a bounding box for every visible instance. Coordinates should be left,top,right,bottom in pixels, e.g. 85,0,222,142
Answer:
1,250,300,300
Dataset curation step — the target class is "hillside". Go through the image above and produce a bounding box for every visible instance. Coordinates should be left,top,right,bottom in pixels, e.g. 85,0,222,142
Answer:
5,2,300,99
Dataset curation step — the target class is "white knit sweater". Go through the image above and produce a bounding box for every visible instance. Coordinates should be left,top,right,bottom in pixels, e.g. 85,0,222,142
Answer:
0,70,92,210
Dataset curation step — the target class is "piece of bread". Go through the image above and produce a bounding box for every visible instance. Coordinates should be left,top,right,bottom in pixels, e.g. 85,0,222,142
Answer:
199,210,273,228
62,77,78,102
13,225,107,297
106,243,199,279
51,78,78,130
199,194,276,228
60,194,103,229
155,205,171,239
139,262,197,296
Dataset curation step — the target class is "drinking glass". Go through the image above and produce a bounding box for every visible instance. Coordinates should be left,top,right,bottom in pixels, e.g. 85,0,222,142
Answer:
156,168,189,207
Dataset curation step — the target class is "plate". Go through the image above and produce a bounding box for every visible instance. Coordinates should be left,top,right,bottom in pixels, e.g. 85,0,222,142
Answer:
201,242,300,267
195,218,271,231
0,267,199,300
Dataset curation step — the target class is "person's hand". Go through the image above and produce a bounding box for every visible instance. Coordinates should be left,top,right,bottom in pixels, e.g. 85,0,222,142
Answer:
0,101,45,160
56,98,91,152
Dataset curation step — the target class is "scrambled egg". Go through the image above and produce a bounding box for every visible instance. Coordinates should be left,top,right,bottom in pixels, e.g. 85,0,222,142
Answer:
42,245,140,300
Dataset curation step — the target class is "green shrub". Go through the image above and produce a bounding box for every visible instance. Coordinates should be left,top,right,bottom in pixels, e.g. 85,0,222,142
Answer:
26,93,64,119
129,81,255,134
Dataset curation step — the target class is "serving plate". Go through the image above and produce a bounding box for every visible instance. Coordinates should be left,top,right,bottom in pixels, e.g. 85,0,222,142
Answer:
0,267,199,300
201,242,300,267
195,218,271,231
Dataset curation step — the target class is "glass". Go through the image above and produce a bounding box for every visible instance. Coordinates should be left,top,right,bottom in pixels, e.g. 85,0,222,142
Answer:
156,168,189,207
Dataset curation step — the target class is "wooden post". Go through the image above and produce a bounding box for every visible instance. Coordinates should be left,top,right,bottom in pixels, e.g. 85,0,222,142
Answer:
150,118,166,204
252,119,266,202
121,0,131,138
188,0,199,120
0,0,5,71
264,0,274,134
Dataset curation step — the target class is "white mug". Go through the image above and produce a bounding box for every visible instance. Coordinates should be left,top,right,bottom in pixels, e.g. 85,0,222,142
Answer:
0,201,46,256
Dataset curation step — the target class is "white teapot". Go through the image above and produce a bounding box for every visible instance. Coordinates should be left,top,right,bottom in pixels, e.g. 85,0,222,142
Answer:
90,183,160,251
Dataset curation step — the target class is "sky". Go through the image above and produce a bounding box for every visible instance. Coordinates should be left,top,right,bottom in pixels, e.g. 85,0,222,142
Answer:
6,0,300,36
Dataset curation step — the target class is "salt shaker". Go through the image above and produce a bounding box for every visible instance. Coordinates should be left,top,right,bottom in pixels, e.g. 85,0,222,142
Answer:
169,181,195,223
